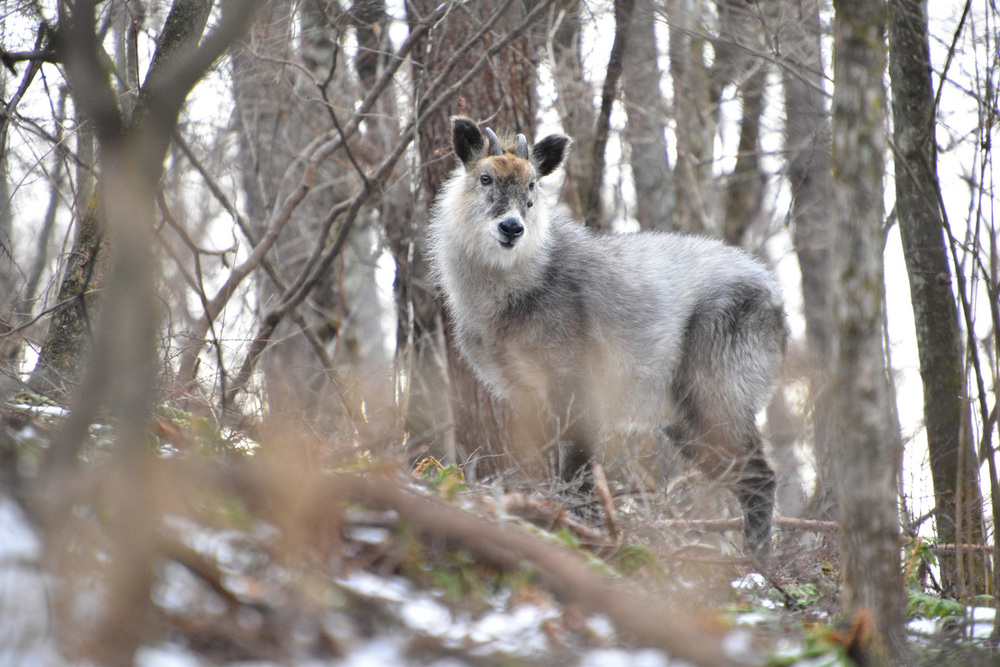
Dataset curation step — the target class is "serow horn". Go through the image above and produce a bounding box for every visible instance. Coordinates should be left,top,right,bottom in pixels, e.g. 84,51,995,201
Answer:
485,128,503,156
515,134,528,159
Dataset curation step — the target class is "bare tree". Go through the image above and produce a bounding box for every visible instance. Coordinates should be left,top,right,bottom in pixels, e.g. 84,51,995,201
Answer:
549,1,597,222
622,0,674,230
888,0,987,595
582,0,635,228
13,2,263,664
667,0,714,234
715,0,768,247
770,0,838,520
829,0,907,656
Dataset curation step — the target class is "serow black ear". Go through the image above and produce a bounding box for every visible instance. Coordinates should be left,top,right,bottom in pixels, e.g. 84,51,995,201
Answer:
452,117,484,167
531,134,571,177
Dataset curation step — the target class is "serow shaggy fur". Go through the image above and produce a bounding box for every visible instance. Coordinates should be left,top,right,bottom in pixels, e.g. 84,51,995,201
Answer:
427,117,788,554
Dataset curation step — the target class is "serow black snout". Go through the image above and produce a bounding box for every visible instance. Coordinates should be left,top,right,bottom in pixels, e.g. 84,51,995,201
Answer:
497,217,524,246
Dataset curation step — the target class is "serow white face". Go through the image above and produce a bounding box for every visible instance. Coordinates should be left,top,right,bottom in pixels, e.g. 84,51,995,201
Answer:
447,118,570,269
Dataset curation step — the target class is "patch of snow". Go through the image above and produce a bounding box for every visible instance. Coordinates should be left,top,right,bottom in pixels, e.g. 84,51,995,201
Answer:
343,525,391,545
10,403,69,419
337,570,412,604
732,611,773,626
969,607,996,640
134,643,204,667
909,606,998,643
153,561,224,616
731,572,767,591
0,495,67,667
580,647,670,667
330,637,405,666
164,515,264,574
466,603,558,655
585,613,616,642
400,597,452,635
0,495,43,562
722,628,758,661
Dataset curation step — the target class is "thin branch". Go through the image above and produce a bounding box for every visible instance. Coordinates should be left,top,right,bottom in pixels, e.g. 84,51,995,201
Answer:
0,289,101,341
661,516,840,533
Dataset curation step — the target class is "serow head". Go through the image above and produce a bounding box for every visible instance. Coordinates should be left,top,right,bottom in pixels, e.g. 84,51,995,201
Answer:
449,117,571,252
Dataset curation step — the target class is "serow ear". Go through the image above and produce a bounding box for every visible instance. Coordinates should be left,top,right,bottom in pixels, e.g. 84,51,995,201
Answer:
452,117,484,167
531,134,571,177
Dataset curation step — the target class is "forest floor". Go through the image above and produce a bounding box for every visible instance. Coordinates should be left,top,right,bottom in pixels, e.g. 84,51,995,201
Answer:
1,397,997,666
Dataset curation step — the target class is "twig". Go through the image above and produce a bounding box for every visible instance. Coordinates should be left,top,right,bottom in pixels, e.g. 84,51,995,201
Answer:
591,463,621,540
503,492,617,550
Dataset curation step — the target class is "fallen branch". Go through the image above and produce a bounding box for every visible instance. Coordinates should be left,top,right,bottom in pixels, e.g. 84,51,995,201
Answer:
592,463,621,541
328,472,743,667
662,517,839,533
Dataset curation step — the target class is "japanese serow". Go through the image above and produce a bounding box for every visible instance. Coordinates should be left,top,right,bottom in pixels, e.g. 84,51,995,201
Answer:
426,117,788,553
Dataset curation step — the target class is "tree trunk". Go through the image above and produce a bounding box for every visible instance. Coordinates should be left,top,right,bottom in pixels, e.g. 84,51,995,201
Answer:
622,0,674,231
667,0,714,235
1,74,19,379
716,0,767,246
27,202,111,394
582,0,635,228
829,0,907,658
887,0,988,596
409,0,539,478
231,1,378,434
33,3,259,664
549,1,597,222
772,0,838,521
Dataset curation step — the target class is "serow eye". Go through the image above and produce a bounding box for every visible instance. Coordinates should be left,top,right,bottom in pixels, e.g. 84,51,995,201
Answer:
480,174,493,186
528,181,535,190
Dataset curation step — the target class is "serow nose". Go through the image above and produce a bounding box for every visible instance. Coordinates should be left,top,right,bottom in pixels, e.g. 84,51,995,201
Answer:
497,217,524,244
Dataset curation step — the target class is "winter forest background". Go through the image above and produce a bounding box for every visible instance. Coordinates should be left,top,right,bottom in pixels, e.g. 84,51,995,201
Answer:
0,0,998,664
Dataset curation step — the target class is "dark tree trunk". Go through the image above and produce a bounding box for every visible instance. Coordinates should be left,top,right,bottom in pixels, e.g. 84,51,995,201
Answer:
716,0,767,246
888,0,987,595
27,203,111,394
829,0,907,657
582,0,635,228
721,63,766,247
408,0,539,478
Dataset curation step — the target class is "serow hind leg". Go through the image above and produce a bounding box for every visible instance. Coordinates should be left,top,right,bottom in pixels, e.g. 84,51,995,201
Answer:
736,450,776,555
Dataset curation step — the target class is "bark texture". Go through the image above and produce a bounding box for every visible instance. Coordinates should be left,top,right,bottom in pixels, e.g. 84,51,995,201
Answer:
27,203,111,393
622,0,673,231
887,0,987,595
829,0,907,657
